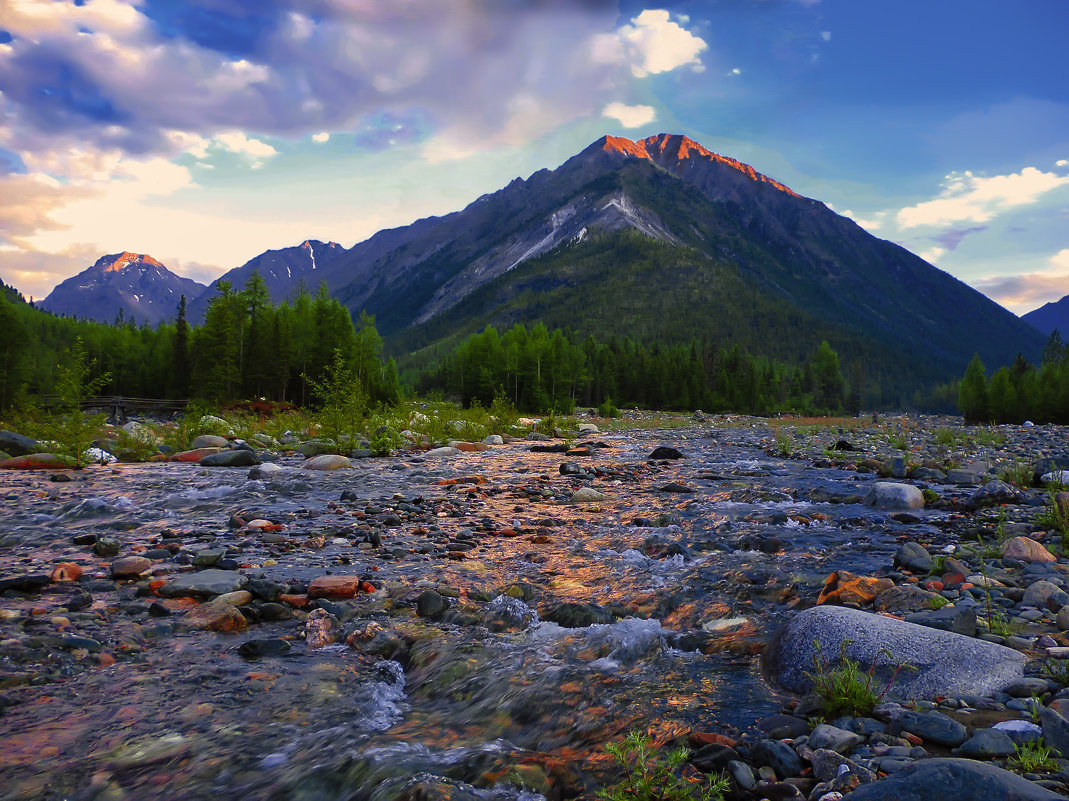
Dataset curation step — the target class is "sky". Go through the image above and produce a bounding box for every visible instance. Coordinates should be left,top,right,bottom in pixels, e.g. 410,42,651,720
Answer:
0,0,1066,315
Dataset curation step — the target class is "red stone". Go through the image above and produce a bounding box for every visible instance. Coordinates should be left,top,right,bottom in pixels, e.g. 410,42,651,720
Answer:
170,448,222,462
51,563,83,582
308,576,364,599
0,453,74,470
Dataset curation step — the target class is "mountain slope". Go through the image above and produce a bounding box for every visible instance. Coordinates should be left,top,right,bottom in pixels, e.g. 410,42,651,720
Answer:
1022,295,1069,336
318,133,1042,392
189,239,345,321
40,252,205,326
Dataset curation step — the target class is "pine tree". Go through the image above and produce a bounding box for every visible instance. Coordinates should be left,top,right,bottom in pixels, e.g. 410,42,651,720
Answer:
172,295,191,397
958,353,988,423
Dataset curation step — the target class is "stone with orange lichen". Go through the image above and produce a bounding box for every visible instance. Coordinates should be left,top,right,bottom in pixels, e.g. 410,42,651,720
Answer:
50,562,83,582
817,570,894,606
688,731,737,749
308,575,367,599
169,447,222,462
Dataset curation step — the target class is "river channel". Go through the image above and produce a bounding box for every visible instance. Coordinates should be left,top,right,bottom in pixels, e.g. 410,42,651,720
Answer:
0,421,965,800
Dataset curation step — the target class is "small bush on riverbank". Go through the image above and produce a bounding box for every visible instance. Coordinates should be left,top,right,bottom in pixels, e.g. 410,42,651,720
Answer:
806,642,909,718
597,731,729,801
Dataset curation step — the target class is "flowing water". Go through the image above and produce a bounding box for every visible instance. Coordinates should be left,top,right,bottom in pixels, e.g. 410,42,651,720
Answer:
0,423,932,800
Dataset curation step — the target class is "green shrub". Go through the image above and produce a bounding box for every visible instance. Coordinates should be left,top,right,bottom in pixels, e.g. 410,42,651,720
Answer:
597,731,728,801
1008,739,1059,773
806,641,911,718
598,396,621,419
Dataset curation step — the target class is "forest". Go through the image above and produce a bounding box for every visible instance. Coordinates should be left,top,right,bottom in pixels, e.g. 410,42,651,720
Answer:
1,272,1066,423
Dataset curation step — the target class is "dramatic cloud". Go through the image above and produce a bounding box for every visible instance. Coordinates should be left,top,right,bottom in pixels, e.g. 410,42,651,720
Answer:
602,102,656,128
614,9,707,77
971,249,1069,314
897,166,1069,228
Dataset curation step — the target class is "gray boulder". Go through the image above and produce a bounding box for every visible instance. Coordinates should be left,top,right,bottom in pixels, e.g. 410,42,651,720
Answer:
840,758,1064,800
200,450,260,467
191,434,228,449
904,604,977,637
0,430,41,456
761,606,1027,701
893,541,933,573
157,569,248,598
864,482,924,510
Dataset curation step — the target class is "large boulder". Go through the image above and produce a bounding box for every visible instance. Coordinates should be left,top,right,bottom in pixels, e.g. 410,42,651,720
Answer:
840,758,1063,800
0,430,41,456
0,453,75,470
191,434,229,449
761,606,1027,701
200,449,260,467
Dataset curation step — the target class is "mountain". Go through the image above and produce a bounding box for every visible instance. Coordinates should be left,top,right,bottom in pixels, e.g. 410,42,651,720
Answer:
39,252,205,326
188,239,346,321
1022,295,1069,337
309,133,1043,396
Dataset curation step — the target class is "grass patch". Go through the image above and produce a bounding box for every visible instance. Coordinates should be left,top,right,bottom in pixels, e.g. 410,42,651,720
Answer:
806,641,910,719
597,731,729,801
1008,739,1060,773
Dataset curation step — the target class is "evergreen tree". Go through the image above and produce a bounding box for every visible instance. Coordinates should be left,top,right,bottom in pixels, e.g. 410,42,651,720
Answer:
957,354,988,423
0,293,29,409
172,295,191,397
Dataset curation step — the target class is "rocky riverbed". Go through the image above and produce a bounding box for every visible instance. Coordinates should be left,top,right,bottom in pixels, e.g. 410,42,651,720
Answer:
1,414,1069,801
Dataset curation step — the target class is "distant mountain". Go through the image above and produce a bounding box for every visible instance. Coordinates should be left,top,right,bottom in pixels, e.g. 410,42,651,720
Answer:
1022,295,1069,336
39,252,205,326
188,240,345,322
309,133,1043,398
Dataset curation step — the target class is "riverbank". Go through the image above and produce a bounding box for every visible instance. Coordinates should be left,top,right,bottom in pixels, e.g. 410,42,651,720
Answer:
0,414,1067,800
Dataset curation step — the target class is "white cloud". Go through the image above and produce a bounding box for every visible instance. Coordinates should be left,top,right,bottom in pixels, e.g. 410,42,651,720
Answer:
1058,159,1068,168
602,102,656,129
839,209,885,231
897,167,1069,228
312,132,330,144
617,9,708,78
211,132,278,167
729,67,741,76
820,31,832,42
918,246,945,264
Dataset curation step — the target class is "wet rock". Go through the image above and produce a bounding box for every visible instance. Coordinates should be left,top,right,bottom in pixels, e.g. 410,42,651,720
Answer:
108,732,191,770
158,569,248,598
1004,537,1057,563
893,542,933,574
1034,458,1069,486
191,434,228,449
648,446,683,460
304,608,337,648
762,606,1028,700
954,727,1017,758
874,584,940,614
216,590,253,606
570,487,606,502
863,482,924,510
424,447,462,458
303,454,353,470
895,709,967,747
810,723,865,754
0,573,50,593
658,482,694,493
308,575,372,599
839,758,1064,800
689,743,740,772
1023,580,1069,611
417,590,447,618
50,562,84,583
483,435,504,446
299,440,338,457
810,750,875,783
111,556,152,578
200,449,260,467
93,536,121,557
904,605,977,637
0,430,40,456
992,719,1043,745
1040,706,1069,758
757,714,810,740
178,599,248,632
171,447,222,462
817,571,894,606
237,638,293,658
543,602,614,628
752,738,803,779
0,453,75,470
969,480,1024,507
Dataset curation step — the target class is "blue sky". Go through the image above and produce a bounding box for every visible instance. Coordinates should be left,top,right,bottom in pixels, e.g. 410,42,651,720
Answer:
0,0,1066,314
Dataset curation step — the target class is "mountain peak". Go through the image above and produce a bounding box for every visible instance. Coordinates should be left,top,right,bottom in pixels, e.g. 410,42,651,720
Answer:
593,133,799,197
98,251,164,273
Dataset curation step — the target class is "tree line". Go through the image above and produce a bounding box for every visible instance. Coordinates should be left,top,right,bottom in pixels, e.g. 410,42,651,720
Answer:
0,274,399,410
418,322,852,415
956,331,1069,424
